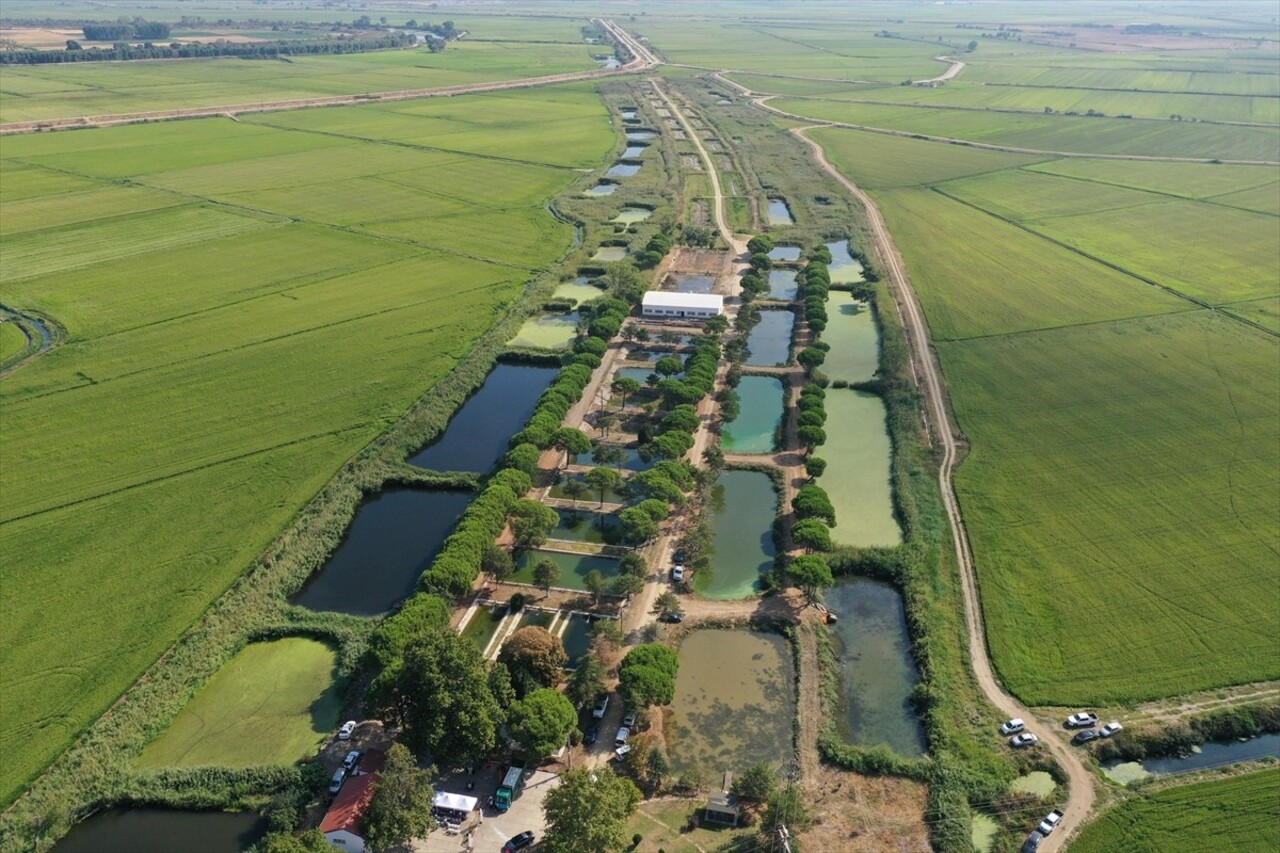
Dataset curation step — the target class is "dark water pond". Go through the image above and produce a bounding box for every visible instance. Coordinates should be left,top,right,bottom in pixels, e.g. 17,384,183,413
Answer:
745,310,794,366
697,470,777,599
585,181,618,195
621,144,648,158
512,549,621,591
551,511,623,543
606,161,642,178
409,363,557,473
561,614,596,667
626,129,658,142
53,809,266,853
1103,733,1280,783
766,269,798,300
293,488,472,616
674,274,716,294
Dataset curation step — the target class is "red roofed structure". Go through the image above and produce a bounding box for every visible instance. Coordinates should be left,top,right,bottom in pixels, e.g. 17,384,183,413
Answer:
321,773,376,852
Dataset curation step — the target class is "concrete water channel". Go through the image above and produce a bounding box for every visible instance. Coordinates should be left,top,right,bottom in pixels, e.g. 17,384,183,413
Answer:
458,603,600,670
51,809,265,853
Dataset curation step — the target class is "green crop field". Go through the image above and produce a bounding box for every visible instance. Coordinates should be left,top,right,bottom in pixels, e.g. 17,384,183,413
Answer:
137,638,343,768
1071,769,1280,853
0,83,611,804
0,321,26,362
816,126,1280,704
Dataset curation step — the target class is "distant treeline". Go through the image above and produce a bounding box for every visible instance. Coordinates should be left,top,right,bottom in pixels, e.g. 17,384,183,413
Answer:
0,33,422,65
83,18,170,41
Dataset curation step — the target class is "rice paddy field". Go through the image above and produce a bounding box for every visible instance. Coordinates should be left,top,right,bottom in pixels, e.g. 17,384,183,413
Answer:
812,123,1280,705
0,82,612,804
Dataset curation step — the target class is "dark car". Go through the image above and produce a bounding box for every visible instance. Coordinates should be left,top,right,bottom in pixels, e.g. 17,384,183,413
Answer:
584,723,600,745
1073,728,1100,745
660,612,684,623
502,831,535,853
1021,830,1045,853
673,549,688,563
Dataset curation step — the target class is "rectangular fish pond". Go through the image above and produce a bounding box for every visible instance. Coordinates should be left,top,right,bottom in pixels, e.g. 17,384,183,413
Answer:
826,576,927,757
571,443,658,472
409,363,557,473
766,198,795,225
744,310,794,367
591,245,628,262
606,161,643,178
511,549,621,591
766,269,799,301
550,510,624,543
585,181,619,196
548,472,628,505
293,488,472,616
552,277,605,305
826,240,866,284
669,629,795,774
507,311,580,350
52,809,267,853
626,129,658,142
695,470,777,600
817,390,902,548
768,245,802,262
821,293,879,384
612,206,653,223
621,144,648,159
721,375,784,455
673,273,716,294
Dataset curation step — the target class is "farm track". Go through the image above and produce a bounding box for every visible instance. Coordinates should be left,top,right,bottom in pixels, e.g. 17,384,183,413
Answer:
0,18,658,136
787,124,1096,850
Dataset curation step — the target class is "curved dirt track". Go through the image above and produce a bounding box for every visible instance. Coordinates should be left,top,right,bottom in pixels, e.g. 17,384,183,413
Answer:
790,125,1096,850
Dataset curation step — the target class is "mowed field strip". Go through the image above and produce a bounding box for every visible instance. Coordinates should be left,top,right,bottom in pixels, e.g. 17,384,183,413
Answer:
809,126,1279,705
0,82,613,804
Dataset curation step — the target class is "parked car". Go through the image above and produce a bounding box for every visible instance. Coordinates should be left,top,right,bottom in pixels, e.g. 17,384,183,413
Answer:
584,723,599,745
329,767,347,794
1100,721,1124,737
1073,728,1100,745
592,694,610,719
1037,809,1064,836
673,549,688,564
615,727,631,747
614,744,632,761
672,565,685,582
342,750,361,771
660,611,684,623
623,710,638,728
337,720,357,740
999,718,1026,736
501,831,535,853
1021,830,1045,853
1010,732,1039,748
1065,712,1099,728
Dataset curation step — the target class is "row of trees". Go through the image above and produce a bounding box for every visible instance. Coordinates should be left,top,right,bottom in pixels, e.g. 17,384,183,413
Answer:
5,33,418,64
83,18,170,40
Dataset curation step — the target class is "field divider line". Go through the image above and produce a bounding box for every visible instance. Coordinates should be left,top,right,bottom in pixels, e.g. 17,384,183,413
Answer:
1014,165,1280,220
930,186,1279,339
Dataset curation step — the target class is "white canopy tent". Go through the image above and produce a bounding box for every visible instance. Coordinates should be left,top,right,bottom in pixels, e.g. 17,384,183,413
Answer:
433,792,478,813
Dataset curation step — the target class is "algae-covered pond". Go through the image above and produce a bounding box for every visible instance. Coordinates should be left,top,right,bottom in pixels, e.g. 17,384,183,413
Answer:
822,293,879,384
612,206,652,223
592,245,628,261
512,549,621,590
552,277,604,304
826,240,866,284
507,311,580,349
52,809,266,853
820,390,901,547
697,470,777,599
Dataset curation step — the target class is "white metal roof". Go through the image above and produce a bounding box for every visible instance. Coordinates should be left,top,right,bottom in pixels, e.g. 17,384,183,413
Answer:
642,291,724,309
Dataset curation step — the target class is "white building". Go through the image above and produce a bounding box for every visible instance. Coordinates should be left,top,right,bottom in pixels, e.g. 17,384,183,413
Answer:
641,291,724,321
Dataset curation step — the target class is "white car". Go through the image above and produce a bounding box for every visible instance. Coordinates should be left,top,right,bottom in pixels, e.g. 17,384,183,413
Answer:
592,694,610,719
1099,721,1124,737
614,727,631,747
622,710,638,728
329,767,347,794
1065,712,1099,729
1037,809,1064,836
672,565,685,582
613,744,632,761
1010,732,1039,748
999,718,1026,736
337,720,357,740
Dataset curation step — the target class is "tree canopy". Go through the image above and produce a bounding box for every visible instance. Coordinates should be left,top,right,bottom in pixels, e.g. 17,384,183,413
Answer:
364,743,437,852
541,768,642,853
498,626,568,694
507,688,578,758
788,555,834,600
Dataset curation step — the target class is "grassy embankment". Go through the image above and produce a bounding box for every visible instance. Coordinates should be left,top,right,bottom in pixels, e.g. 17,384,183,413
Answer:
0,82,613,812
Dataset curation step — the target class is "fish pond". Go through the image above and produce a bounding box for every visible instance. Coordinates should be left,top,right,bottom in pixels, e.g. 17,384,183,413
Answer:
612,206,652,223
548,472,628,505
696,470,777,599
591,245,628,262
673,274,716,294
52,809,266,853
615,365,661,386
1102,733,1280,784
621,144,648,158
512,549,621,591
826,240,866,284
669,629,795,773
560,613,597,667
766,198,795,225
293,488,471,616
606,161,642,178
572,443,657,472
550,510,623,543
460,604,508,655
768,245,802,262
826,576,926,756
819,391,901,547
721,375,783,455
619,108,638,120
822,293,879,384
507,311,580,349
745,310,794,367
585,181,618,196
409,363,557,473
552,277,604,305
626,129,658,142
766,269,798,300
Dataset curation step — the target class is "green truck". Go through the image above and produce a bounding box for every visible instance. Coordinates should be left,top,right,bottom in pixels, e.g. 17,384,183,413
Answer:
495,763,526,812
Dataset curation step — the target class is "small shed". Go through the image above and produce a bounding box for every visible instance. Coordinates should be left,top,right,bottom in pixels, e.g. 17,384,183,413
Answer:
704,791,741,826
642,291,724,321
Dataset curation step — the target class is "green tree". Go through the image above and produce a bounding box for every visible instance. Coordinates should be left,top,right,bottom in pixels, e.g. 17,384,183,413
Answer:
649,430,694,460
542,768,642,853
595,411,618,438
619,644,678,708
655,355,683,377
503,442,541,477
655,591,681,615
791,518,833,553
797,424,827,451
508,688,578,758
804,456,827,479
585,568,606,605
533,557,562,595
792,484,837,526
764,786,811,832
499,625,568,692
797,346,827,375
731,761,778,803
620,551,648,579
510,499,559,552
610,572,645,598
256,830,333,853
660,404,700,434
586,466,621,505
636,499,669,522
592,444,627,472
647,746,672,790
567,652,607,708
611,376,641,409
488,660,517,712
562,478,590,508
482,545,515,583
749,252,773,272
747,234,774,255
789,555,834,601
552,427,593,470
619,506,658,547
364,743,437,851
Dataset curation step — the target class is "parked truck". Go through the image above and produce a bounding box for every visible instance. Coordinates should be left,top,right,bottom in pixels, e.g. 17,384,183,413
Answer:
495,763,526,812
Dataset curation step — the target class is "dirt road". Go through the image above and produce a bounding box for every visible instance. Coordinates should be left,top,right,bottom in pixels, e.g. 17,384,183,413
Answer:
791,125,1096,850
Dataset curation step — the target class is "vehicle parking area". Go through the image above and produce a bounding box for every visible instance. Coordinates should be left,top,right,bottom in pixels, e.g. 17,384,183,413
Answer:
414,766,559,853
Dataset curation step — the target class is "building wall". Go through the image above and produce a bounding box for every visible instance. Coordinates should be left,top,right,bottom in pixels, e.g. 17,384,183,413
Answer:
325,829,367,853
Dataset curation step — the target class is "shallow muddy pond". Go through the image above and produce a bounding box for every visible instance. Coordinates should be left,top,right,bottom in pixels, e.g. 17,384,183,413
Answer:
293,488,472,615
550,510,623,543
674,273,716,294
621,144,648,158
1011,771,1056,797
512,548,620,591
606,161,642,178
721,375,783,455
409,363,557,473
591,245,628,261
822,293,879,384
507,311,580,349
669,629,794,773
52,809,266,853
612,206,652,223
827,576,926,756
697,470,777,599
1102,733,1280,784
552,277,604,305
768,245,802,262
766,198,795,225
766,269,798,300
820,391,902,547
626,129,657,142
826,240,866,284
745,310,794,366
585,181,618,196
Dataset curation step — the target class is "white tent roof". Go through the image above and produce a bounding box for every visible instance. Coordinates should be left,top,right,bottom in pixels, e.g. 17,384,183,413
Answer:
642,291,724,310
433,792,478,812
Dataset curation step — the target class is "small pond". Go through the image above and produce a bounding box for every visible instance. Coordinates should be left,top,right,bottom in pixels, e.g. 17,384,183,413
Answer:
572,444,656,472
768,245,802,262
1011,771,1056,797
621,144,648,158
820,391,902,547
669,629,794,773
827,576,926,756
550,510,623,543
52,809,266,853
409,363,557,473
461,605,508,655
591,245,628,262
619,107,638,120
822,293,879,384
560,614,597,667
626,129,658,142
673,273,716,294
585,181,618,196
721,375,783,455
1102,733,1280,784
971,813,999,853
826,240,866,284
293,488,472,616
615,365,661,386
549,473,628,505
745,310,794,367
507,311,580,349
766,269,798,300
612,206,652,223
697,470,777,599
512,549,621,591
552,277,604,305
606,161,642,178
766,198,795,225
